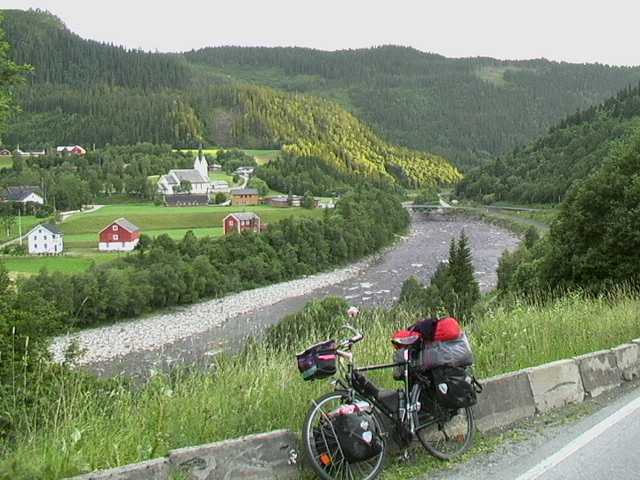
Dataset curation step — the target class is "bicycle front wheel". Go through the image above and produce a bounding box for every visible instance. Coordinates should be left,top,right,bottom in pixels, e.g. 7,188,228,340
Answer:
302,391,387,480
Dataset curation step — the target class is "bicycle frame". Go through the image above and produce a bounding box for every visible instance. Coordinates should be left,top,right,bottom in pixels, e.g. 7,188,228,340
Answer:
332,347,430,441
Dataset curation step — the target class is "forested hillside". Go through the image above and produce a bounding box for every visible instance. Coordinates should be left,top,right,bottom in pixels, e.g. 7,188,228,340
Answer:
5,9,640,172
184,46,640,168
457,83,640,203
1,9,460,188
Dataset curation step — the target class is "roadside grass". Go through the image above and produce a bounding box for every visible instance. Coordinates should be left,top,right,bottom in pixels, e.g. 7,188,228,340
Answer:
1,290,640,479
60,204,322,235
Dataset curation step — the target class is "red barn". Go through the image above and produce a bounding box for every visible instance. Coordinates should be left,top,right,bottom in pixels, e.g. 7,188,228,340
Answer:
98,218,141,251
223,212,261,235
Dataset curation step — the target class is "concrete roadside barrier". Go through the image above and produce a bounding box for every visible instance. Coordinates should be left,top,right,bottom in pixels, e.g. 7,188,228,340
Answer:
611,343,640,381
168,429,298,480
69,458,169,480
473,370,535,433
526,359,584,413
575,349,621,398
67,338,640,480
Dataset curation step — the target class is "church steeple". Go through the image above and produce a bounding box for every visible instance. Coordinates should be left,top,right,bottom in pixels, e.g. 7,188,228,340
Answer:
194,145,208,179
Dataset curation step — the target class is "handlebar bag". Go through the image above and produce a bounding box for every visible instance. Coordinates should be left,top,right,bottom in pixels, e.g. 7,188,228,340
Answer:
296,340,337,381
333,411,383,463
431,366,477,409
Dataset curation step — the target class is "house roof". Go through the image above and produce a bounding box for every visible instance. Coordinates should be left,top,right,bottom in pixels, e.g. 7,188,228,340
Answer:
99,217,140,234
212,180,229,187
28,223,63,236
169,169,209,184
231,188,259,196
6,186,41,202
225,212,260,222
164,194,209,205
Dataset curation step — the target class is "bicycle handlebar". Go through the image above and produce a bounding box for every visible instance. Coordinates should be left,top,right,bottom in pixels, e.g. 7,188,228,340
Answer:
338,324,364,349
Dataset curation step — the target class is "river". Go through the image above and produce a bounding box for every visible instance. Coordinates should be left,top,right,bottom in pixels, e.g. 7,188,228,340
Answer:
51,213,519,379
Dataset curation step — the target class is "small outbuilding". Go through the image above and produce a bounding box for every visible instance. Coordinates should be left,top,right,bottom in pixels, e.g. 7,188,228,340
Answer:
27,223,64,255
98,218,141,252
223,212,262,235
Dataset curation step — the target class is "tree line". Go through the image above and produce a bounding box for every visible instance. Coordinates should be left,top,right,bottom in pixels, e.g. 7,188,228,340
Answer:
15,189,409,325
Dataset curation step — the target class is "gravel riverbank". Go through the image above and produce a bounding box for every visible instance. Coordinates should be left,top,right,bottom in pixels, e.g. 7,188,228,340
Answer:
50,213,520,378
50,260,369,366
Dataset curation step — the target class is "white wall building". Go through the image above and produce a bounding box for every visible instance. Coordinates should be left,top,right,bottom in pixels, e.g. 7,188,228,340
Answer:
157,152,211,195
27,224,64,255
6,186,45,205
211,180,230,193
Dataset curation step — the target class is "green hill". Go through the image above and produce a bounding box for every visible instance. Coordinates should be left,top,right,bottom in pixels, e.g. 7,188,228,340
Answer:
183,46,640,168
1,10,460,188
5,9,640,172
456,83,640,203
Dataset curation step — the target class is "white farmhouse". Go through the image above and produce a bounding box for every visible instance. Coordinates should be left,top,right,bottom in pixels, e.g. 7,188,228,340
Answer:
6,186,44,205
27,224,64,255
157,152,211,195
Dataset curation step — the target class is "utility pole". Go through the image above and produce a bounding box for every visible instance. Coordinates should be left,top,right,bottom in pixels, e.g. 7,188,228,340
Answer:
18,208,22,246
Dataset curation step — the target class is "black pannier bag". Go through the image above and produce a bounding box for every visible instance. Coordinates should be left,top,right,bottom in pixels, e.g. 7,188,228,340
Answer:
296,340,337,381
332,411,383,463
431,366,478,409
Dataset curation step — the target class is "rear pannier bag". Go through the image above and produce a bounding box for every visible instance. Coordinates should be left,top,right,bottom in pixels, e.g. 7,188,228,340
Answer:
431,366,477,409
419,333,474,370
296,340,337,381
333,411,383,463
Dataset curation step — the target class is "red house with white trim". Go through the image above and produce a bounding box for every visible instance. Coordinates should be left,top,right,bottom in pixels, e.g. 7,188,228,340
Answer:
98,218,141,251
223,212,262,235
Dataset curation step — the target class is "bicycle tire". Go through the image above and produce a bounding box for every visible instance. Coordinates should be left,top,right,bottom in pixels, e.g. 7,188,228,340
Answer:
302,391,387,480
416,406,475,460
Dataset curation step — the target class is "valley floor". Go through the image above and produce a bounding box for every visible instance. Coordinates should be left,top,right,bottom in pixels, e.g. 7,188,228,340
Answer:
51,213,519,378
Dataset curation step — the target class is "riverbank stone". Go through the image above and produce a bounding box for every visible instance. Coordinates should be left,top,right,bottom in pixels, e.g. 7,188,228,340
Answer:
611,343,640,381
473,370,535,433
575,349,621,397
67,458,169,480
168,429,298,479
526,359,584,413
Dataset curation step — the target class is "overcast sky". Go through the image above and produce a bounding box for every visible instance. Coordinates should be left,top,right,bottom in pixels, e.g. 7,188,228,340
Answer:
3,0,639,66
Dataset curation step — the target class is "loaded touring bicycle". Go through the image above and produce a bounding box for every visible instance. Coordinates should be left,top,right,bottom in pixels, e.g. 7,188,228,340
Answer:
297,314,482,480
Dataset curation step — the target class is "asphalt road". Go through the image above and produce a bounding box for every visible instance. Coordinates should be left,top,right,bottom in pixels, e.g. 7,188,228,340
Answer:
429,384,640,480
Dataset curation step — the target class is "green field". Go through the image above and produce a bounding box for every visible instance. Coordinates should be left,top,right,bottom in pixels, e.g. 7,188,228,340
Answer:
0,253,119,274
208,171,239,185
0,215,42,243
0,156,12,169
64,227,223,248
177,148,280,165
60,204,322,236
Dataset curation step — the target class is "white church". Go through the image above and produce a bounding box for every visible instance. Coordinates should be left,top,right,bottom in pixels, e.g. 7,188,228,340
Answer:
157,152,211,195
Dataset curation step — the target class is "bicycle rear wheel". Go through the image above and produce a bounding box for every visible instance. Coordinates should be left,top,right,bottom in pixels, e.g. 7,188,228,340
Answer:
415,401,475,460
303,391,387,480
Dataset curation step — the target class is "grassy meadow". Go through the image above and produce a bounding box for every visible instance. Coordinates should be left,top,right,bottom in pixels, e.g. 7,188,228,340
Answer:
0,253,119,274
60,204,322,236
1,291,639,479
176,147,280,165
0,156,12,169
0,215,41,243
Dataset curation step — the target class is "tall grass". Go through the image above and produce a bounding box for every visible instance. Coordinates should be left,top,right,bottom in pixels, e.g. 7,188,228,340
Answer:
1,291,639,479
